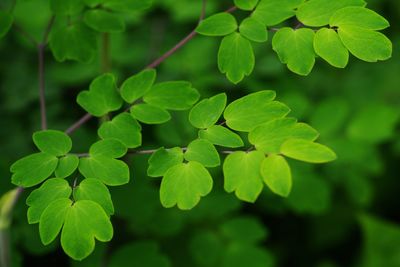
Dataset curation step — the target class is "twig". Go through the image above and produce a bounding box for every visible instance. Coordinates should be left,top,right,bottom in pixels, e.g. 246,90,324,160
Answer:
38,43,47,130
64,113,94,135
74,147,236,157
146,0,208,69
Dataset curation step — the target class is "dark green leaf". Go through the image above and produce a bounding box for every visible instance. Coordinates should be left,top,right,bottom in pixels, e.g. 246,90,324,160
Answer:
49,22,98,63
84,9,125,33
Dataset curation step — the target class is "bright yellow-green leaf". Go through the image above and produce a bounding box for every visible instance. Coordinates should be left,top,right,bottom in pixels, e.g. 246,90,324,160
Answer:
189,93,227,129
160,162,213,210
196,13,238,36
261,155,292,197
184,139,220,167
280,139,337,163
199,125,244,148
223,151,265,202
314,28,349,68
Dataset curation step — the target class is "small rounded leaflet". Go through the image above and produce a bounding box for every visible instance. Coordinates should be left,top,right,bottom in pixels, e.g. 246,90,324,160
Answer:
196,13,238,36
33,130,72,157
261,155,292,197
77,73,123,116
223,151,265,203
120,69,156,104
280,138,337,163
224,90,290,132
218,32,255,84
189,93,227,129
160,161,213,210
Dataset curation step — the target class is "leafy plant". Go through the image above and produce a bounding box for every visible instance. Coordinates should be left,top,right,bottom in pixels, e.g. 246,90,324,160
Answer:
0,0,394,264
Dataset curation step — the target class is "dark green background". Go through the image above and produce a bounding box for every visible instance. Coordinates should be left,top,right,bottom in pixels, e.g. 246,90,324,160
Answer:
0,0,399,266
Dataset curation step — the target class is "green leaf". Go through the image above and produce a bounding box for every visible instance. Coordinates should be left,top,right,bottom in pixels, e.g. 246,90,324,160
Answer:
313,28,349,68
220,216,267,244
190,231,223,267
224,91,290,132
11,152,58,187
103,0,153,12
160,161,213,210
79,156,130,186
131,104,171,124
296,0,366,27
347,104,399,143
335,25,392,62
223,151,265,202
234,0,259,10
196,13,238,36
49,22,97,63
84,0,104,7
74,178,114,215
0,10,13,38
55,155,79,178
39,198,72,245
218,32,255,84
189,93,227,129
184,139,220,167
330,7,390,30
33,130,72,156
60,200,113,260
280,139,337,163
120,69,156,103
83,9,125,33
77,73,123,117
249,118,319,153
98,113,142,148
239,17,268,43
143,81,200,110
199,125,244,148
360,215,400,267
147,147,184,177
27,179,72,224
261,155,292,197
329,7,392,62
109,241,171,267
50,0,84,15
272,27,315,76
252,0,304,26
89,139,127,158
222,244,274,267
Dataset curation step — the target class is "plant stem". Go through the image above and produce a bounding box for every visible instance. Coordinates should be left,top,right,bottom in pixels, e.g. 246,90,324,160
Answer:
64,113,94,135
38,43,47,130
101,33,111,73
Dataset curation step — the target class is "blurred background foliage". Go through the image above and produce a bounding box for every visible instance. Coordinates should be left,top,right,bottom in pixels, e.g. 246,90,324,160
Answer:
0,0,399,266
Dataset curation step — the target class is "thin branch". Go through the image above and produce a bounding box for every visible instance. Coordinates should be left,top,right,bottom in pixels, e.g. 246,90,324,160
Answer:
42,16,55,44
37,43,47,130
74,147,236,157
146,0,209,69
65,113,94,135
